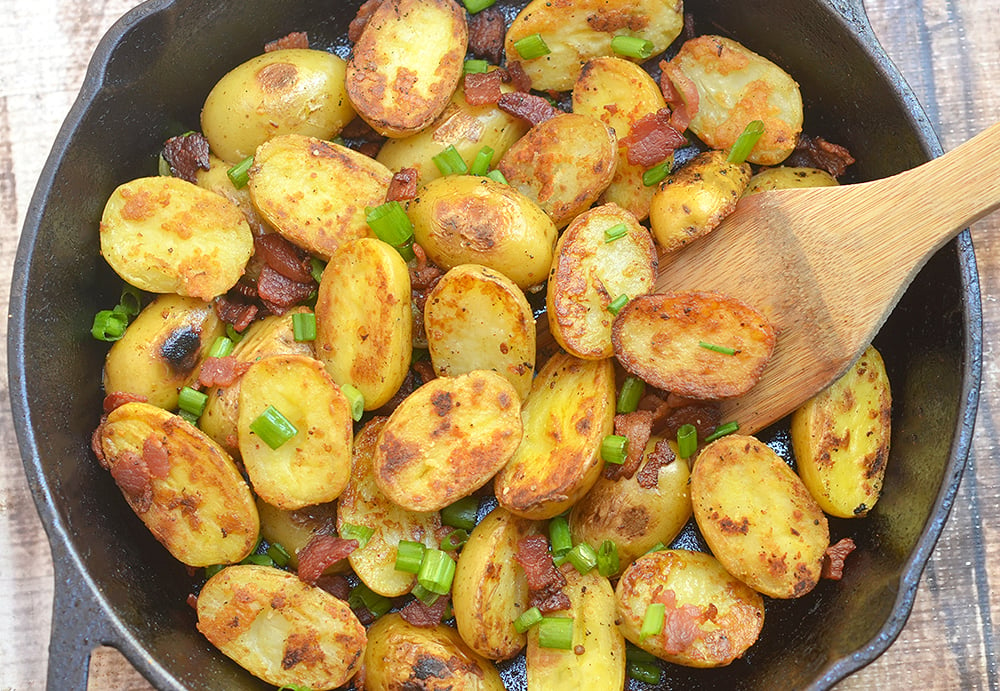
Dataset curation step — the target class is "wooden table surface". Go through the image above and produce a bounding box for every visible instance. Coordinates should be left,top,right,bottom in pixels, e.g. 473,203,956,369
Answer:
1,0,998,689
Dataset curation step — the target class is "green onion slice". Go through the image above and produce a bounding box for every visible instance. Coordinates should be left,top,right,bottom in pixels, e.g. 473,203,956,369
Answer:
698,340,736,355
514,605,543,633
292,312,317,342
339,383,365,422
242,553,275,567
410,583,440,606
607,294,629,315
339,523,374,548
349,582,392,617
601,434,629,465
225,323,245,343
441,495,478,531
677,423,698,459
616,376,646,413
417,548,456,595
603,223,628,243
537,616,575,649
597,539,620,577
642,160,672,187
441,529,470,552
463,0,496,13
395,540,426,574
611,34,655,60
513,33,551,60
91,310,129,342
548,515,572,557
310,257,326,284
250,405,298,450
469,145,495,176
208,335,234,358
566,542,598,574
486,169,508,185
204,564,225,579
366,200,415,246
178,409,200,426
728,120,765,164
464,58,490,73
704,421,740,443
432,144,469,176
227,155,254,189
118,285,142,318
640,602,666,640
178,386,208,417
628,660,663,684
267,542,292,567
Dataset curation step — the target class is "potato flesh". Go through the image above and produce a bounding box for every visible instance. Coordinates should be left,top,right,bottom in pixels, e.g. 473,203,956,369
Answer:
256,498,343,572
744,166,839,195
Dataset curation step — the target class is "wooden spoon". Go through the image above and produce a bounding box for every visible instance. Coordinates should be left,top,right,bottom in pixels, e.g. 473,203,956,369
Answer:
650,120,1000,434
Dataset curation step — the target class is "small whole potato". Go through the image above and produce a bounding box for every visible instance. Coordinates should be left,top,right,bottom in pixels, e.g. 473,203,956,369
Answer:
201,48,355,164
256,498,345,573
744,166,840,195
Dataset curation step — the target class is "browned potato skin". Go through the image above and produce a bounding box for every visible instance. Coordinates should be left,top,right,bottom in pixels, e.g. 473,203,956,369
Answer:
691,434,830,599
364,613,505,690
197,565,366,690
612,291,776,399
615,549,765,667
346,0,468,138
497,113,617,228
97,402,258,567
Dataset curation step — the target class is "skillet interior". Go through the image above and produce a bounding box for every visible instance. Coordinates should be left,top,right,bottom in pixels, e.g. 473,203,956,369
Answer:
8,0,979,689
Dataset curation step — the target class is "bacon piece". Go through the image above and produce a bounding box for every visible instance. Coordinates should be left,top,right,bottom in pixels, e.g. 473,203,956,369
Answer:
296,535,359,585
373,370,418,416
654,588,717,655
91,422,108,468
636,439,676,489
505,61,533,93
498,91,559,127
788,134,856,178
142,436,170,479
255,233,313,283
265,31,309,52
102,391,147,414
515,535,571,613
409,242,445,345
639,390,721,439
257,265,315,313
162,132,210,183
399,594,451,628
464,70,504,106
386,168,419,202
821,537,857,580
198,356,252,388
604,410,653,480
348,0,384,42
109,450,153,513
467,6,505,65
621,108,687,167
659,61,700,132
314,574,352,601
214,295,258,332
411,360,437,387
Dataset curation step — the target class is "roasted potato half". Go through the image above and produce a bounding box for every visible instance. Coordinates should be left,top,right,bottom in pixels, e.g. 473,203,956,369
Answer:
338,417,442,597
248,134,391,260
615,549,765,667
744,166,839,195
612,291,775,400
547,203,656,359
648,149,752,253
103,294,224,411
424,263,536,400
495,353,615,519
691,434,830,599
496,112,617,228
373,370,523,512
197,565,366,690
201,48,355,164
791,344,892,518
346,0,468,138
666,35,803,165
364,613,505,690
95,402,258,567
255,499,345,573
100,176,253,300
505,0,683,92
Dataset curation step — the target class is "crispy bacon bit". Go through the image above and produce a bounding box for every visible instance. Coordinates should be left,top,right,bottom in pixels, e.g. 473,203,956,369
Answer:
257,265,315,314
387,168,419,202
186,593,199,609
498,91,559,126
504,61,533,93
198,356,252,388
822,537,857,580
142,436,170,479
788,134,856,178
659,61,700,132
109,450,154,513
255,233,313,283
621,108,688,167
636,439,676,489
91,423,108,468
604,410,653,480
214,295,258,332
102,391,147,414
468,6,506,64
411,360,438,387
296,535,359,585
400,594,451,628
314,574,352,601
464,70,504,106
348,0,384,42
264,31,309,52
638,389,721,439
516,535,571,613
161,132,210,184
373,370,419,416
409,242,444,345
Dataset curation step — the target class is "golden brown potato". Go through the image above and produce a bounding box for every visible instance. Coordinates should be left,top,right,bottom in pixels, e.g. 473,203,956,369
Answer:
691,434,830,599
505,0,683,92
452,507,539,660
346,0,468,138
256,499,346,573
744,166,839,195
648,149,752,253
495,353,615,519
424,264,536,400
338,417,442,597
571,56,668,220
201,48,355,164
364,614,505,690
248,134,391,260
195,154,273,234
314,238,412,411
496,112,617,228
568,437,691,577
100,176,253,300
96,402,258,567
103,294,224,411
791,345,891,517
525,566,625,690
615,549,765,667
373,370,523,512
408,174,558,290
547,203,656,359
667,35,803,165
612,291,775,400
237,354,353,510
197,565,366,690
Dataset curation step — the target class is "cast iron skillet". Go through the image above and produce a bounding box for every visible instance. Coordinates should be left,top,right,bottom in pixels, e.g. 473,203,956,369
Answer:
8,0,981,688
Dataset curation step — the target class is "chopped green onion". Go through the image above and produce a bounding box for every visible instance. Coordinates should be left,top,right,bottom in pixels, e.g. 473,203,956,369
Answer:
640,602,666,641
250,405,298,450
441,529,470,552
395,540,427,574
225,324,245,343
486,169,508,185
616,376,646,413
597,539,619,577
537,616,574,649
178,386,208,417
417,549,456,595
645,542,666,554
728,120,765,164
566,542,598,574
677,423,697,459
603,223,628,243
548,515,572,557
698,340,736,355
705,421,740,443
278,684,314,691
441,496,478,531
227,155,254,189
432,144,469,176
118,285,142,317
642,160,672,186
158,154,172,177
513,33,551,60
91,309,129,341
366,200,415,247
514,606,543,633
178,409,200,426
469,145,495,176
310,257,326,284
611,34,655,60
208,335,234,358
340,523,374,548
349,582,392,617
242,553,276,567
340,383,365,422
628,660,662,684
601,434,629,465
410,583,440,606
394,239,416,262
464,58,490,74
267,542,292,567
463,0,496,12
607,294,629,315
292,312,317,342
204,564,225,579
